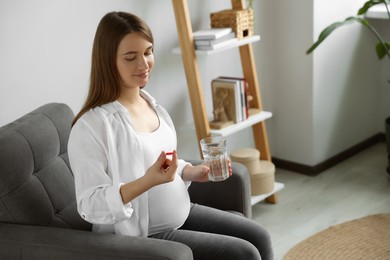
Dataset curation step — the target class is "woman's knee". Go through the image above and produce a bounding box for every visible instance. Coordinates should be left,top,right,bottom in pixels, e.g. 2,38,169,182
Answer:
234,219,273,260
248,221,272,246
227,238,261,260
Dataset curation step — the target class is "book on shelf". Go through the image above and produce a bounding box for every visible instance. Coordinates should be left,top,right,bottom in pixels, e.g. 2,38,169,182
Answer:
194,32,235,47
211,77,248,127
211,79,241,125
193,28,232,40
218,76,249,119
195,37,237,50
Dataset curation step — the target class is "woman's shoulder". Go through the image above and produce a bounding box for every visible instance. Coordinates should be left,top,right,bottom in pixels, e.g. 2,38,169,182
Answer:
72,103,119,131
75,107,105,127
70,112,102,142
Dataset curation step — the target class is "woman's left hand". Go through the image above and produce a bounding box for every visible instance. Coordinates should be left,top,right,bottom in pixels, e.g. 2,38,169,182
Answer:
182,159,233,182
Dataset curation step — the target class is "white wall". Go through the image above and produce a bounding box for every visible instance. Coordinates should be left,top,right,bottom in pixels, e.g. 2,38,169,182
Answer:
1,0,388,166
0,0,249,160
256,0,315,165
312,0,382,165
0,0,158,125
256,0,386,166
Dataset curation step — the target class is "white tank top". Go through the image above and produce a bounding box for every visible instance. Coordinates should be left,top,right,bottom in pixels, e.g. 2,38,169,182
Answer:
136,112,190,236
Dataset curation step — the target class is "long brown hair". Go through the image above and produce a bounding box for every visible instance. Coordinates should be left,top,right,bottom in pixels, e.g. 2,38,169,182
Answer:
72,11,154,126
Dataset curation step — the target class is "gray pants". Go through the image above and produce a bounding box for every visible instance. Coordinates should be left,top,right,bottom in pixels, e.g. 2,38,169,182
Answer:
149,204,274,260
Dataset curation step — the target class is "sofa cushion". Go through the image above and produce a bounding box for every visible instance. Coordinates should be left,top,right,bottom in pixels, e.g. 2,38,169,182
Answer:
0,103,91,231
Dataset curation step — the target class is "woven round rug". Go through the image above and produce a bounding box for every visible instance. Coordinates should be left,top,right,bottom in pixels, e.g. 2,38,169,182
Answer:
284,214,390,260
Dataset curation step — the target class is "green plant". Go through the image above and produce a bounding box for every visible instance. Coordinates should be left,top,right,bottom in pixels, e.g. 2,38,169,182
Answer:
306,0,390,60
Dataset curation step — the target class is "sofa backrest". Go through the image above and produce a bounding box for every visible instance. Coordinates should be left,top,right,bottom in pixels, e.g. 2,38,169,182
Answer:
0,103,91,231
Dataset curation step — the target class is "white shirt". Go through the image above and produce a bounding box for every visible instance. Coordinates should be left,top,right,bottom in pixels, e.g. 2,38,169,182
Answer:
68,90,191,237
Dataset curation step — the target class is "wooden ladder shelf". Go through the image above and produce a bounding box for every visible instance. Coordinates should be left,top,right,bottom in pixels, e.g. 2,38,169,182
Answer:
172,0,278,204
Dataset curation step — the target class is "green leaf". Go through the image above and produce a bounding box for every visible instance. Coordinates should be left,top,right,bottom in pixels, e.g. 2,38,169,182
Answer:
306,17,367,55
358,0,389,15
375,42,390,59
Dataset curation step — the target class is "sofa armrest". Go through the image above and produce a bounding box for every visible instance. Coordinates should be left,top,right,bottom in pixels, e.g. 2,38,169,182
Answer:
187,160,252,218
0,223,192,260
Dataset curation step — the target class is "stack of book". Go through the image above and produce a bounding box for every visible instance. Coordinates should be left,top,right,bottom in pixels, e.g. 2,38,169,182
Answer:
193,28,236,50
210,76,249,129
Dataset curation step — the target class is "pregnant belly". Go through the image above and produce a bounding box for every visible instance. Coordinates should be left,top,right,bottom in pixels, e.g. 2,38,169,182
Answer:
148,176,191,235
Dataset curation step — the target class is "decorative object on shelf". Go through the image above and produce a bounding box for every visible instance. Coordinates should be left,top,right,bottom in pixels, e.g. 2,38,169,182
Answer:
248,107,262,117
209,76,264,130
231,147,260,172
210,8,254,39
230,148,275,195
252,160,275,195
221,77,249,118
210,86,234,129
218,76,249,119
210,77,245,129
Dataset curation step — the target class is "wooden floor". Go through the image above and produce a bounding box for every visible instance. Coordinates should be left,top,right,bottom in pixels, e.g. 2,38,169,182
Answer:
252,143,390,260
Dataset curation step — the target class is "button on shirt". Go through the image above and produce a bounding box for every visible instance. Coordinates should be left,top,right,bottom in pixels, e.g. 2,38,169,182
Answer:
68,90,191,237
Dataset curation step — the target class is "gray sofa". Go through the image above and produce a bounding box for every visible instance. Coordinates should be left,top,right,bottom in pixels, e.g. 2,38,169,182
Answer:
0,103,252,259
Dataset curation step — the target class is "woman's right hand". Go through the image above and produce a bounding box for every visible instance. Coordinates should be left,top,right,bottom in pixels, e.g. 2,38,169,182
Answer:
144,150,178,186
119,151,178,204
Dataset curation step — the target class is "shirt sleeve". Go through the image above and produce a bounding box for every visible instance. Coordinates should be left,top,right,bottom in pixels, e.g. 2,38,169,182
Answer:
177,159,192,188
68,116,133,225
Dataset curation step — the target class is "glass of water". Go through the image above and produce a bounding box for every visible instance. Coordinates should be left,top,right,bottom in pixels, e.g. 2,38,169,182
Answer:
200,136,230,182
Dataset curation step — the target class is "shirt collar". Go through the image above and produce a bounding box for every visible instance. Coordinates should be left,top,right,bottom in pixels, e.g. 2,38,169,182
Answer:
100,89,157,114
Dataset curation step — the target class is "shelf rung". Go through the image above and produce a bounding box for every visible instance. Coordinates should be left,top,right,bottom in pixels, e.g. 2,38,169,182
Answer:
172,35,261,55
210,111,272,137
251,182,285,206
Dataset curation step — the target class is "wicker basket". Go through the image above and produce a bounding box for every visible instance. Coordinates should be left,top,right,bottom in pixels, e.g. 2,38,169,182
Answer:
210,8,254,39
